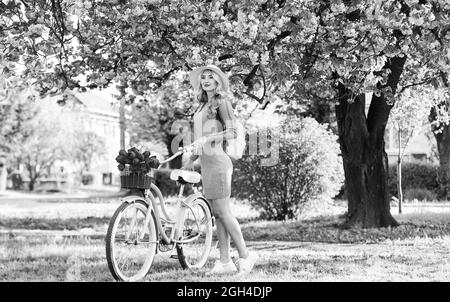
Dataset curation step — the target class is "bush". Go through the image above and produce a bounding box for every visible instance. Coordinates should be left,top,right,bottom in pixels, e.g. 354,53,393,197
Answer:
388,162,439,198
403,188,437,202
233,117,344,220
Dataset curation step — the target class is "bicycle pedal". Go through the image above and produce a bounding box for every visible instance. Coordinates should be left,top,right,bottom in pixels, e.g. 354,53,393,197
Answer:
170,254,184,260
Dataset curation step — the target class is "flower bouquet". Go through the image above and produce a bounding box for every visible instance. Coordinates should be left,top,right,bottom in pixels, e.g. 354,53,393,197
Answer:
115,147,160,189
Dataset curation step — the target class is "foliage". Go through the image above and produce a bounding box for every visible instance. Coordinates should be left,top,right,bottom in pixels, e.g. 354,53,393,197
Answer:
6,94,118,189
2,0,450,227
2,1,448,106
0,80,37,158
233,117,344,220
126,72,194,168
69,129,107,181
390,86,437,157
388,162,439,197
18,103,72,190
388,85,437,206
403,187,438,201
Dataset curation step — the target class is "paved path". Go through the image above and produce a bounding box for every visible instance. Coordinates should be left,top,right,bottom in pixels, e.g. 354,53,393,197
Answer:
0,188,127,204
0,228,337,254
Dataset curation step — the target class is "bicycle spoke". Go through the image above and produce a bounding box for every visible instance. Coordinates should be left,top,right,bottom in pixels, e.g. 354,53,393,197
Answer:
126,207,138,241
177,199,213,269
106,201,158,281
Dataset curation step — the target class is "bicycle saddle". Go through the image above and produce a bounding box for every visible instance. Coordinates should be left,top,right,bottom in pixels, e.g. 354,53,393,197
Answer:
170,169,201,184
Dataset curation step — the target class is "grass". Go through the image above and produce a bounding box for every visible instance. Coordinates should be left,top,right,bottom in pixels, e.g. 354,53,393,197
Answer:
1,197,450,281
2,233,450,282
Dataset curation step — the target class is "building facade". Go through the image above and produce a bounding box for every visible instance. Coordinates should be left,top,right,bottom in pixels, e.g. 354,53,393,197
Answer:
71,91,123,187
28,90,125,190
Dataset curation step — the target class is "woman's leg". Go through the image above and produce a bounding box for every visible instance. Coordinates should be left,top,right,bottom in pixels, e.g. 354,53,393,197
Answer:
211,198,231,262
212,197,248,259
214,215,231,263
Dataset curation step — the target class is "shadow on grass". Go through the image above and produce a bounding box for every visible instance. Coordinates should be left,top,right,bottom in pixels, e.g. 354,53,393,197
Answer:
2,212,450,245
240,214,450,244
0,216,110,231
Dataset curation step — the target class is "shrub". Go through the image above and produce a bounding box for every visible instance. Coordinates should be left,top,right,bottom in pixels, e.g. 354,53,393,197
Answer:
233,117,344,220
388,162,439,198
403,188,437,202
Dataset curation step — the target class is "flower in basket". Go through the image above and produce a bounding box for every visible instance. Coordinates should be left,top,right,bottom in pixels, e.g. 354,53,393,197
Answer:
116,147,160,174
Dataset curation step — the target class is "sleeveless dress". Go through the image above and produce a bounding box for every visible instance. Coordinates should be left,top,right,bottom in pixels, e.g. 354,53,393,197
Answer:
192,97,236,200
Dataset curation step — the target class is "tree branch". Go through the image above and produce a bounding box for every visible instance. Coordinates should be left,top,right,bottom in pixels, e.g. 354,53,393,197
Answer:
267,30,291,53
243,64,259,87
398,78,435,94
243,91,264,104
218,54,234,61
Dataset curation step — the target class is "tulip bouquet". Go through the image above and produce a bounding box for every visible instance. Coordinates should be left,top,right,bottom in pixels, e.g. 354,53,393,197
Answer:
115,147,160,189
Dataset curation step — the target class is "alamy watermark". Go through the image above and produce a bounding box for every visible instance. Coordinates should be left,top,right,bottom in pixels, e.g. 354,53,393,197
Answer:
169,118,280,166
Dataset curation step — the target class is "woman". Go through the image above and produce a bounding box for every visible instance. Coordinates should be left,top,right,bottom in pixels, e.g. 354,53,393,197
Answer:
182,64,258,275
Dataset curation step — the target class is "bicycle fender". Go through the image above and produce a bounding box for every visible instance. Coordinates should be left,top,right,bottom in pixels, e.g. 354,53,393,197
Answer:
183,193,214,226
183,192,204,204
120,195,147,204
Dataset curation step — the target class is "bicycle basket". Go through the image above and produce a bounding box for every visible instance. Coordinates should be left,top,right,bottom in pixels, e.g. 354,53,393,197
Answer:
120,173,152,189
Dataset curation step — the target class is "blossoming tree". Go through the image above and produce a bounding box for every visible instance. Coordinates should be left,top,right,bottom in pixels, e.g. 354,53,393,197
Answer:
2,0,450,227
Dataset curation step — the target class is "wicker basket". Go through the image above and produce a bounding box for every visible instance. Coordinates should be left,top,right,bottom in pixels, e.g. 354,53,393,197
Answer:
120,173,152,189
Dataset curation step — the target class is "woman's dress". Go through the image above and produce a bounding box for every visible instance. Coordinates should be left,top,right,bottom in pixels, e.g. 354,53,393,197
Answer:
192,97,236,199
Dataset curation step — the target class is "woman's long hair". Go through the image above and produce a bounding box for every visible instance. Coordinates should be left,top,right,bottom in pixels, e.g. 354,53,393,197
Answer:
194,70,231,104
178,69,231,118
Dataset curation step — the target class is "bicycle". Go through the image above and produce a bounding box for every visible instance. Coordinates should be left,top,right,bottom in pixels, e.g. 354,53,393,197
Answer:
105,144,214,281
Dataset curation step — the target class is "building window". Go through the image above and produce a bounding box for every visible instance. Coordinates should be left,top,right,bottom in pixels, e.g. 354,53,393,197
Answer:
412,153,427,161
385,125,400,150
103,173,112,185
82,174,94,185
384,127,391,150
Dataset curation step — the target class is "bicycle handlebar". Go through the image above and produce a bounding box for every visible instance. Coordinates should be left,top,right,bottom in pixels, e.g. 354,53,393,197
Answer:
157,143,198,168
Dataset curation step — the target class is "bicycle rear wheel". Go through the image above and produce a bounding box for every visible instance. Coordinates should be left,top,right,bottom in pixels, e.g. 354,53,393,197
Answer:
105,200,157,281
176,197,213,269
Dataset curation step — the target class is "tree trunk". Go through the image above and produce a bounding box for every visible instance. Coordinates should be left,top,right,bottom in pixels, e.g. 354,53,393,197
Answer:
336,94,398,228
0,164,7,191
26,163,37,191
429,87,450,200
28,180,35,191
165,133,182,169
431,123,450,200
119,97,126,150
397,127,403,213
397,157,403,214
335,56,406,228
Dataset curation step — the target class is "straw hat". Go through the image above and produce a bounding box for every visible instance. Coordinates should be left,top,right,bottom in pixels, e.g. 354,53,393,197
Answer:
189,64,230,92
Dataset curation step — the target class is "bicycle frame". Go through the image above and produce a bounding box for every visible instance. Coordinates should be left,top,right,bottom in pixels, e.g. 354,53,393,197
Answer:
145,183,209,245
119,147,213,248
106,145,216,281
120,181,211,245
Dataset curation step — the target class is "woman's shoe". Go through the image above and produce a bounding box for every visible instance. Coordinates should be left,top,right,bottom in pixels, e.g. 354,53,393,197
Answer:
237,251,258,276
207,259,238,275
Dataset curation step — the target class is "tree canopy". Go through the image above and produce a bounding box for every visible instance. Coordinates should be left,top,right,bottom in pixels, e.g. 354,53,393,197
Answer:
2,0,448,106
2,0,450,227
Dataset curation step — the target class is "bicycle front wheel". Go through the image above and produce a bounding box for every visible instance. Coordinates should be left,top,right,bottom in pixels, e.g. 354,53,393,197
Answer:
176,197,213,269
105,200,157,281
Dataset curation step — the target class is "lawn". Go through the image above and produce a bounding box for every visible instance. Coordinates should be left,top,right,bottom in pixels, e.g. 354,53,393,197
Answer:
1,197,450,282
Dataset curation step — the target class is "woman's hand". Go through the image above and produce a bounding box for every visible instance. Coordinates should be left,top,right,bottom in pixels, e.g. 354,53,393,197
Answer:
188,136,209,154
181,158,195,170
193,136,209,147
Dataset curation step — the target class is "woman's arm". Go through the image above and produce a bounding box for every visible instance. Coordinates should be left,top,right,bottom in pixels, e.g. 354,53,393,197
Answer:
203,98,238,144
189,154,200,162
